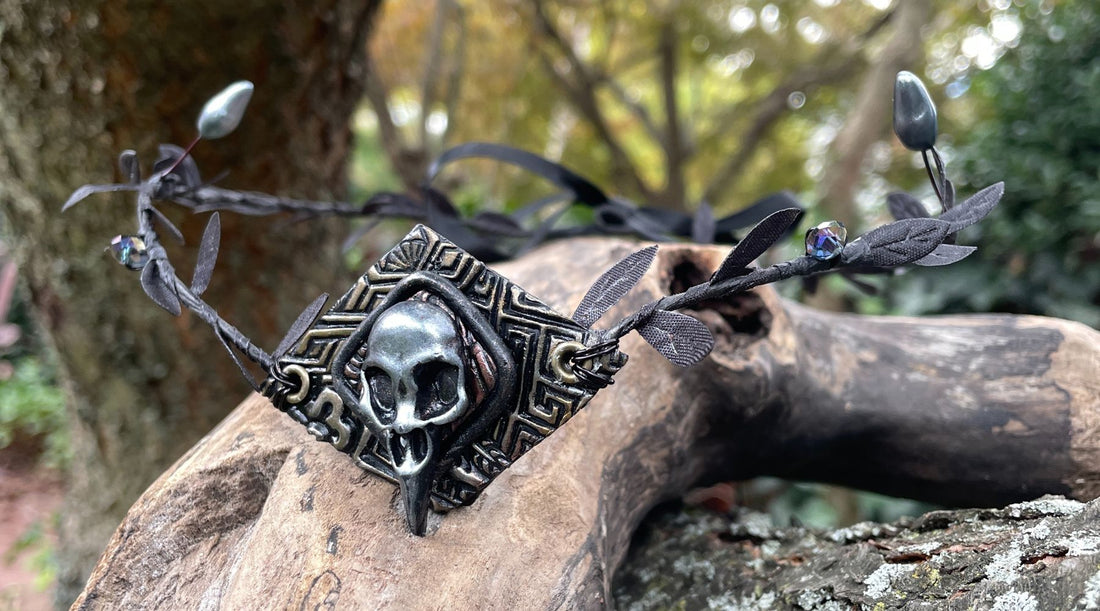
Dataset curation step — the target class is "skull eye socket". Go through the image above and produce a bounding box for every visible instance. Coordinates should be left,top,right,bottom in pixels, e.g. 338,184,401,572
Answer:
365,368,395,422
415,361,461,419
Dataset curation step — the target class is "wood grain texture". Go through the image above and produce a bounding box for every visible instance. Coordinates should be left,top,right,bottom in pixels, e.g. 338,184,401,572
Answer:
73,238,1100,609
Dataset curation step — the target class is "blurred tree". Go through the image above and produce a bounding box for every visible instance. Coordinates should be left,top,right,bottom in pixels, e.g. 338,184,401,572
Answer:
0,1,381,605
886,0,1100,327
368,0,890,214
360,0,1007,224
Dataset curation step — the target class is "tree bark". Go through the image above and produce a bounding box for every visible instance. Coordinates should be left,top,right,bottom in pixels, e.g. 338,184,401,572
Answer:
70,238,1100,609
616,496,1100,609
0,1,381,605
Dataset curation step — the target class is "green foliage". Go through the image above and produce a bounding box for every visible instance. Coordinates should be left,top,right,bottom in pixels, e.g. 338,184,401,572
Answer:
0,358,68,467
888,1,1100,326
749,478,938,529
364,0,965,215
3,515,58,592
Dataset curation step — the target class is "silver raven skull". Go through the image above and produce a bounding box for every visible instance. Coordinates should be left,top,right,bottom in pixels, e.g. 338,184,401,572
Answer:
356,299,469,534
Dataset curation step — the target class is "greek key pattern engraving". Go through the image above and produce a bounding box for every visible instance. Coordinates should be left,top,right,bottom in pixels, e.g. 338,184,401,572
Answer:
262,225,625,510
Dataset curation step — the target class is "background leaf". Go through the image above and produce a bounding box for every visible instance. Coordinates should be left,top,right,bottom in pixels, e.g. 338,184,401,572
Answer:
691,202,715,244
886,192,930,220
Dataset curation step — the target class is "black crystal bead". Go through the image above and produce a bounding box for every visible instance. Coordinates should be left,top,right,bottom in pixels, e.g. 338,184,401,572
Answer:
893,71,938,152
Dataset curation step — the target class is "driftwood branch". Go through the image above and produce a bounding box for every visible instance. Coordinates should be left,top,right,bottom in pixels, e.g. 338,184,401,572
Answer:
73,239,1100,609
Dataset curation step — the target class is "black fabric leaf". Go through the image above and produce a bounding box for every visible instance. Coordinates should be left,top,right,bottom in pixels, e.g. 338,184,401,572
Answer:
886,192,929,220
636,206,688,236
154,144,202,187
62,184,138,211
118,150,141,184
573,245,658,328
691,202,716,244
594,201,672,242
341,219,382,254
840,271,880,295
842,218,950,267
938,182,1004,233
191,212,220,295
636,310,714,367
361,192,425,218
511,192,572,221
518,202,572,255
140,262,181,316
914,243,976,266
274,293,329,359
801,275,820,295
623,210,675,242
146,205,184,244
711,208,803,283
422,186,461,219
215,329,259,390
467,211,526,235
423,189,502,260
714,191,803,239
943,179,956,209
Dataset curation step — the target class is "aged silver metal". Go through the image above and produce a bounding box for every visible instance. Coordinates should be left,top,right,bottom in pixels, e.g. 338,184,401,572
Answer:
355,299,470,534
261,225,627,535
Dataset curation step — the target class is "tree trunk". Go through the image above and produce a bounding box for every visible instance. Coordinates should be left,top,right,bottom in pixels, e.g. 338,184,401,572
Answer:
0,1,382,605
70,239,1100,609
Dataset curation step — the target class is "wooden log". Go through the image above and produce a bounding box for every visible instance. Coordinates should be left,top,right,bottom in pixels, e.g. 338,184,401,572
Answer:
72,238,1100,609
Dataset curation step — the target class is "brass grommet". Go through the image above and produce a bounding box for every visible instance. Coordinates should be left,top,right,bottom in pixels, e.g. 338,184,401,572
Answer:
283,364,311,404
549,341,586,384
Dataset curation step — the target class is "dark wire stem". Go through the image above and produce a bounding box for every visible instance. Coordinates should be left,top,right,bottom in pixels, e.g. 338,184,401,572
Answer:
921,149,944,207
921,147,951,213
136,183,275,375
161,135,202,177
161,183,363,217
930,147,950,210
604,255,831,340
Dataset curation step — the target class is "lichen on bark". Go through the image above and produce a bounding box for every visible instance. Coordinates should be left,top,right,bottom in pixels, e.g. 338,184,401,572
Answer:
614,496,1100,610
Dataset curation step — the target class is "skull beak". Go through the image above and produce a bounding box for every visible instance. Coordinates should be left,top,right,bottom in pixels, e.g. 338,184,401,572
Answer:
397,471,432,536
386,428,438,536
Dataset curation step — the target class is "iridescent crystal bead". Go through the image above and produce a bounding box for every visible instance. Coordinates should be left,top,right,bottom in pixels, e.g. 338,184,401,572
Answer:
805,221,847,261
110,235,149,270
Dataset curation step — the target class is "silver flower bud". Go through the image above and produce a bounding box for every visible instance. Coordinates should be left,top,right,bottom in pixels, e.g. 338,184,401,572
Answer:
196,80,254,140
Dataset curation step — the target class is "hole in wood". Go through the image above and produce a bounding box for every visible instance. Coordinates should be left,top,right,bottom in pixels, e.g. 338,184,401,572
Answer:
665,255,771,351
